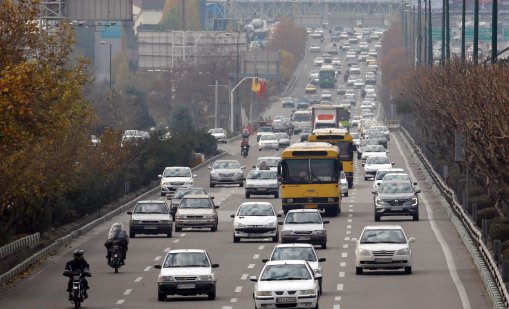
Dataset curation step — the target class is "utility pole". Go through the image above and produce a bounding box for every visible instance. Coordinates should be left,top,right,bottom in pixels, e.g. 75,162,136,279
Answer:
441,0,446,64
417,0,422,66
474,0,479,64
461,0,466,62
445,0,450,60
424,0,427,65
428,0,433,66
492,0,498,63
181,0,186,30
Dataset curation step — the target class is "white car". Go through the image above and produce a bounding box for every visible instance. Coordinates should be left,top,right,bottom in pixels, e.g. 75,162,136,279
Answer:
251,260,320,309
372,168,405,191
155,249,219,301
314,57,324,66
159,166,196,196
259,134,279,150
360,144,387,161
254,157,281,172
128,200,173,238
256,126,273,141
320,90,332,101
351,225,415,275
280,209,329,249
363,155,394,180
310,44,321,52
350,116,362,127
354,80,365,88
245,170,279,198
340,171,348,197
351,132,361,150
274,132,291,147
208,128,227,143
263,244,326,293
231,202,280,242
347,77,356,86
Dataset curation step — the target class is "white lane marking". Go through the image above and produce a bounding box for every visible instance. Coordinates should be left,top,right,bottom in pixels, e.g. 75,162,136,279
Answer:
334,304,341,309
348,209,353,212
348,214,353,217
180,233,187,237
154,256,162,261
123,289,132,295
230,298,238,303
347,225,352,229
341,252,348,258
337,283,344,291
335,296,342,301
253,254,260,260
248,264,255,268
235,286,243,293
395,134,472,309
134,277,143,282
173,239,180,243
222,306,233,309
241,273,249,280
258,245,265,250
144,266,151,272
346,230,351,235
339,272,345,278
348,204,353,208
116,299,125,305
348,219,352,223
343,244,349,249
164,247,171,252
340,262,346,267
344,237,350,241
351,199,355,203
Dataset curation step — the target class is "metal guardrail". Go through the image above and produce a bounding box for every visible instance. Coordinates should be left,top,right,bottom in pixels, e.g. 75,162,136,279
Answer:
400,126,509,308
0,233,40,259
0,151,228,285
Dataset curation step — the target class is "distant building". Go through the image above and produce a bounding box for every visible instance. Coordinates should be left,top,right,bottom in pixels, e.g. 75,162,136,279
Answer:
133,0,165,35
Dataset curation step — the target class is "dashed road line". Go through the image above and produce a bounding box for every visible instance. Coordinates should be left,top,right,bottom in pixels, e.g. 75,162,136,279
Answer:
253,254,260,260
340,262,346,267
347,225,351,229
154,256,162,261
348,214,353,217
144,266,151,272
346,230,351,234
180,233,187,237
342,244,349,249
344,237,350,241
339,272,345,278
335,296,342,301
341,252,348,258
241,273,249,280
248,264,255,269
123,289,132,295
116,299,125,305
334,304,341,309
337,283,344,291
235,286,243,293
230,298,238,303
347,219,352,223
258,245,265,250
173,239,180,243
134,277,143,282
164,247,171,252
222,306,233,309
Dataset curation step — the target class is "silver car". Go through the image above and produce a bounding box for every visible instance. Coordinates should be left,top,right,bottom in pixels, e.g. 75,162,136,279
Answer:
340,171,348,197
274,132,290,148
245,170,279,198
209,160,245,187
175,195,219,232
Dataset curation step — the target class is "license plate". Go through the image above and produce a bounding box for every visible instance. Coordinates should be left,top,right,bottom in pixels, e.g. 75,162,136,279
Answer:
189,221,203,224
391,207,403,211
375,258,392,263
298,237,311,241
276,297,297,303
177,284,195,289
304,204,317,209
248,234,262,237
257,188,267,191
144,226,157,229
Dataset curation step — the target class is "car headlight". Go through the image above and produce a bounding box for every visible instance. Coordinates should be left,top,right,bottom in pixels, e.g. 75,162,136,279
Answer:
159,220,171,224
158,275,175,282
412,197,418,206
282,230,294,235
203,214,215,219
197,274,214,281
267,221,277,227
397,248,410,255
300,289,316,295
255,290,272,297
375,199,387,207
359,249,371,257
176,214,186,219
210,172,219,177
314,230,326,235
237,222,245,227
162,181,171,185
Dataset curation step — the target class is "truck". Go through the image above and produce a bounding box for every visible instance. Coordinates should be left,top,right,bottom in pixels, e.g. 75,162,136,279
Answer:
311,105,350,130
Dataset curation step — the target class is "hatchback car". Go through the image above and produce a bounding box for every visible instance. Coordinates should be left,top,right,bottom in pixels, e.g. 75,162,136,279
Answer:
360,144,388,161
280,209,329,249
274,132,290,147
250,260,320,309
175,195,219,232
245,169,279,198
340,171,349,197
305,83,317,94
159,166,196,196
254,157,280,173
170,187,208,220
155,249,219,301
363,155,394,180
128,200,173,238
231,202,280,242
372,168,405,191
209,160,245,187
320,90,332,101
300,127,312,142
351,225,415,275
263,244,326,293
281,97,295,108
256,126,273,141
259,134,279,151
208,128,227,143
371,180,422,221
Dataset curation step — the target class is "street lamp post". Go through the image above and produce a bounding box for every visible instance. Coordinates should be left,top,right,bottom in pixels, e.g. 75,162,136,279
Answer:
100,41,112,89
230,77,253,133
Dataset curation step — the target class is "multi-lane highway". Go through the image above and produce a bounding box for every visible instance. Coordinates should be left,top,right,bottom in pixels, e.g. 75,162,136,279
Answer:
0,31,493,309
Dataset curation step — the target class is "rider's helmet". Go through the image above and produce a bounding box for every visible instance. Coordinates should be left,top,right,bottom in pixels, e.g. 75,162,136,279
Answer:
73,249,85,259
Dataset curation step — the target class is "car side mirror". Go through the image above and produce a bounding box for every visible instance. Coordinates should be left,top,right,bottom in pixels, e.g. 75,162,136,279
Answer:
318,257,326,262
230,214,235,218
154,265,162,269
350,238,358,244
278,222,284,225
262,259,269,263
211,264,219,268
314,273,323,279
413,182,418,186
323,220,330,224
408,237,416,244
193,174,197,178
371,190,377,194
241,166,246,169
252,165,256,168
415,189,422,194
127,211,133,215
391,162,395,165
249,276,258,282
362,162,365,166
208,166,212,170
214,205,219,209
277,214,282,218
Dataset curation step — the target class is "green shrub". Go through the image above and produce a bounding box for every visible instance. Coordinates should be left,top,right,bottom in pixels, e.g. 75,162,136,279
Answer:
476,207,500,227
469,195,493,211
489,223,509,242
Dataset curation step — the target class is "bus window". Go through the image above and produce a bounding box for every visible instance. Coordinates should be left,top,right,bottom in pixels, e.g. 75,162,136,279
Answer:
285,159,309,183
337,141,354,161
310,159,337,183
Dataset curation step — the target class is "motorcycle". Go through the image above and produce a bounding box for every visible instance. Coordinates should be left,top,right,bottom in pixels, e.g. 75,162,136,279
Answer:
241,146,249,158
110,245,123,273
64,271,90,309
287,127,294,137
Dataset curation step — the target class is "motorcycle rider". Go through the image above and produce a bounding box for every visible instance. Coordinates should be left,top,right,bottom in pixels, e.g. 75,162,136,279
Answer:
64,249,90,300
240,137,250,156
104,223,129,266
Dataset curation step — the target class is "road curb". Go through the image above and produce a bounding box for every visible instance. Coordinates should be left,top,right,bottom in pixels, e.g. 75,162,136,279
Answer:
0,151,229,286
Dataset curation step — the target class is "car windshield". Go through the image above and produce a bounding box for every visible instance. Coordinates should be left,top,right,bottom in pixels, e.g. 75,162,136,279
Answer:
163,252,210,268
237,203,274,216
360,229,406,244
173,188,206,199
163,168,191,177
248,170,277,179
134,203,168,214
210,129,223,134
260,264,312,281
179,198,212,209
364,145,385,152
285,212,322,224
383,174,410,182
275,133,289,139
283,159,337,183
366,156,390,164
261,135,277,141
293,113,311,122
259,127,272,132
271,247,317,262
257,158,280,168
213,161,241,169
379,182,413,194
375,171,392,181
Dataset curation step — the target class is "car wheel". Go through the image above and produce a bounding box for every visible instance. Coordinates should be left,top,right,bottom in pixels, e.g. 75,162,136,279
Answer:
356,267,363,275
158,292,166,301
274,193,279,198
211,224,218,232
328,207,339,217
314,302,320,309
321,243,327,249
344,191,348,197
405,266,412,274
374,214,381,222
167,230,172,238
210,183,215,188
318,278,323,295
207,289,216,300
175,226,182,232
245,193,250,198
413,213,419,221
364,176,368,181
233,234,240,243
160,192,165,197
239,182,244,187
357,153,362,159
272,233,279,243
129,232,135,238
